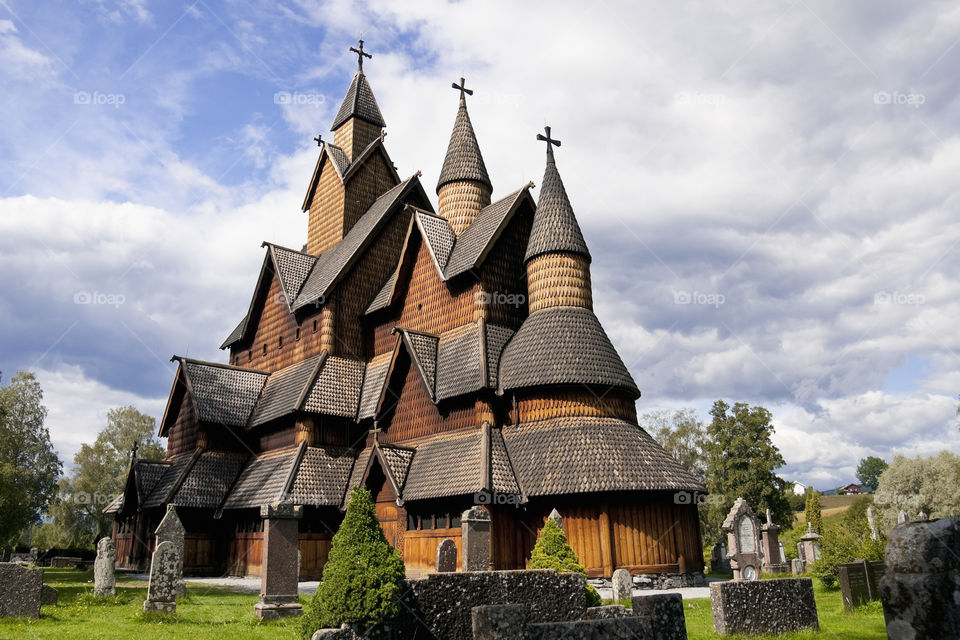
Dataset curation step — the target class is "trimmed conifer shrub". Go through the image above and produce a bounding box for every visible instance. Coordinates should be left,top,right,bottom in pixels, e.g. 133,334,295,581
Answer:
298,486,405,637
529,518,601,606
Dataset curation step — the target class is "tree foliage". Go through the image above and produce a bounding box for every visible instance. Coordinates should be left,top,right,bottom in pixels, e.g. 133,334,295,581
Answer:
805,492,823,534
855,456,888,491
300,487,405,637
874,451,960,530
46,406,162,548
811,496,884,588
530,518,601,606
0,372,62,545
703,400,792,544
643,408,707,482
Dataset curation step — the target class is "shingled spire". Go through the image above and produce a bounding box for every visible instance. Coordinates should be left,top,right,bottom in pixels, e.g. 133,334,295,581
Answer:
525,127,590,264
524,127,593,313
436,78,492,234
331,39,386,161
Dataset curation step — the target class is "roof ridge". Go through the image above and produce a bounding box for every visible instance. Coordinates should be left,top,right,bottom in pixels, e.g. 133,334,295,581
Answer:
171,355,268,374
261,241,318,259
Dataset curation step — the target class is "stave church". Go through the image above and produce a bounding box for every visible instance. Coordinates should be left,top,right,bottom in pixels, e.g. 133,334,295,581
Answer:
107,41,705,580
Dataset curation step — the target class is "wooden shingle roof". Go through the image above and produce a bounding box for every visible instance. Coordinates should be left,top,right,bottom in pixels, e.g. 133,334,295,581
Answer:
332,70,385,130
179,359,268,427
289,446,358,507
525,146,590,264
221,448,301,510
437,93,491,192
502,417,704,496
171,451,247,508
498,306,640,398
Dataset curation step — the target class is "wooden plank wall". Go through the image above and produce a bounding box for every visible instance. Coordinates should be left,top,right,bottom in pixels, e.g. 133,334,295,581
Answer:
228,533,263,577
403,528,463,574
298,534,332,581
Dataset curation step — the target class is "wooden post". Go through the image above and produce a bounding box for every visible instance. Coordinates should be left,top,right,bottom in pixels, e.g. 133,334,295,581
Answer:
598,503,614,577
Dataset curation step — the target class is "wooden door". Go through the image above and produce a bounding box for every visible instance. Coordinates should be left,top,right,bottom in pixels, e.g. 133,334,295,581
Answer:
376,499,400,547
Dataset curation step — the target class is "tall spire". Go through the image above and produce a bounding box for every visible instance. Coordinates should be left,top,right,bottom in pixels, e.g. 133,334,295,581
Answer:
436,77,492,193
331,39,386,132
525,126,590,264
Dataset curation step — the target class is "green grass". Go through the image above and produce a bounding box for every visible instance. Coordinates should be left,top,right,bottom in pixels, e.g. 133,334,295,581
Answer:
0,569,303,640
3,570,886,640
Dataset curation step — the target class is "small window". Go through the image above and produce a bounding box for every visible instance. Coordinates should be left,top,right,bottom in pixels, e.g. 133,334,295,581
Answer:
248,350,252,362
295,327,301,341
407,513,418,530
262,343,267,356
450,513,462,528
422,515,435,530
278,335,283,349
313,319,318,333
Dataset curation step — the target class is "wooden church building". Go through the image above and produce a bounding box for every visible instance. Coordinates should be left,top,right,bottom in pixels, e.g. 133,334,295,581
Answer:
108,42,705,580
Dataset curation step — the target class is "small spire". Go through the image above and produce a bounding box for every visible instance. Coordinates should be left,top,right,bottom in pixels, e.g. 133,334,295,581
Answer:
524,126,591,264
349,38,372,72
436,77,491,192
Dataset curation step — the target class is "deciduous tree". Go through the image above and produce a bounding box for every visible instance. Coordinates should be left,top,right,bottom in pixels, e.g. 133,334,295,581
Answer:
856,456,888,491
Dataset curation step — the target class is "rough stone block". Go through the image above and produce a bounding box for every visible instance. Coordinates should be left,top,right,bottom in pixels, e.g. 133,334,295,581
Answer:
633,592,687,640
611,569,632,601
585,605,629,619
524,617,653,639
710,578,818,635
0,563,43,618
472,603,529,640
437,538,458,573
94,537,116,597
461,507,492,571
40,584,58,606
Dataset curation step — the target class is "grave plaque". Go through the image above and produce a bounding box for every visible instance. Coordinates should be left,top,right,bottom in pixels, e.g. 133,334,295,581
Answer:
839,560,883,609
738,518,756,554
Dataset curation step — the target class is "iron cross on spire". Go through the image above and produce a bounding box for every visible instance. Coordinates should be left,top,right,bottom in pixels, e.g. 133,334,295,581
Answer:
350,39,372,71
452,77,473,101
313,134,323,147
537,126,561,160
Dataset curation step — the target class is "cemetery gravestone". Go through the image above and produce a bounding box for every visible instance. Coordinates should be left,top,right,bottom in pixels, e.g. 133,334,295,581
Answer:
760,509,788,574
255,502,304,620
710,578,819,635
143,541,178,614
154,504,185,597
632,593,688,640
0,563,44,618
791,558,804,575
710,542,730,573
721,497,764,580
866,506,879,541
611,569,631,601
838,560,883,609
461,506,491,571
436,538,457,573
94,537,116,596
799,523,822,564
40,584,58,606
879,517,960,638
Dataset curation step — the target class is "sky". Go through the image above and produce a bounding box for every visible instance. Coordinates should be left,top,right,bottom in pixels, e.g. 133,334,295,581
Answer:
0,0,958,490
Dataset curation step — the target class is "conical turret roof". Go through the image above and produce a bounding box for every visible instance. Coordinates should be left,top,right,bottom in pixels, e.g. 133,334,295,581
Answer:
437,93,492,193
524,136,590,263
331,70,385,131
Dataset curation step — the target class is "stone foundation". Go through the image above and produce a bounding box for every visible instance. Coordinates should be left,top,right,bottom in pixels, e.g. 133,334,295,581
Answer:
588,571,705,591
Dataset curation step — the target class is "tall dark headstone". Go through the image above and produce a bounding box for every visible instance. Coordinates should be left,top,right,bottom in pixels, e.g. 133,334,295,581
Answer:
0,563,43,618
461,506,491,571
94,537,116,597
760,509,788,574
879,517,960,638
154,505,185,597
142,541,178,614
255,501,304,621
838,560,883,610
436,538,458,573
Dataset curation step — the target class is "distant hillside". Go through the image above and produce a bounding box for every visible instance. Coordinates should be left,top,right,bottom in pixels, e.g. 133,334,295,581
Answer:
795,494,864,523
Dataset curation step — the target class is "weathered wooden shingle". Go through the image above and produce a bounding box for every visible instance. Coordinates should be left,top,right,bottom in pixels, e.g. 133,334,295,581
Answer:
172,451,247,508
525,148,590,263
332,70,385,130
416,211,456,270
142,454,195,509
341,446,374,507
402,430,484,501
182,360,268,427
437,94,491,192
399,329,439,399
358,353,392,420
498,306,639,398
379,444,415,491
221,449,300,510
302,355,365,418
444,186,531,279
435,322,485,401
289,446,357,507
502,417,704,496
268,243,318,304
248,355,323,428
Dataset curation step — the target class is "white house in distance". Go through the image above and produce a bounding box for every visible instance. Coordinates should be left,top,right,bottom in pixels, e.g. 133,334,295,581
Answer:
792,481,808,496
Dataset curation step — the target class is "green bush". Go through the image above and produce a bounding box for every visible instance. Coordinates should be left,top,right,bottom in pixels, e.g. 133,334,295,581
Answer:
529,518,601,607
805,493,823,534
298,487,405,638
811,497,884,588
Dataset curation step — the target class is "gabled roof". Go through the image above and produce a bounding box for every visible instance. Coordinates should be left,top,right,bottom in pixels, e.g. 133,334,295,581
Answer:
358,353,392,420
502,417,704,497
498,306,640,398
434,320,515,402
348,441,416,506
170,357,269,428
171,451,247,508
416,210,457,272
396,328,439,400
294,174,432,310
302,355,365,418
443,185,534,279
525,145,590,263
142,452,197,509
437,93,491,192
369,330,439,417
289,445,358,507
221,446,302,510
219,243,319,350
248,354,324,428
300,137,401,212
332,70,385,130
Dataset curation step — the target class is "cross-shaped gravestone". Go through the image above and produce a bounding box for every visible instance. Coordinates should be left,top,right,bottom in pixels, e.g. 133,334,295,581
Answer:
350,39,372,71
452,77,473,101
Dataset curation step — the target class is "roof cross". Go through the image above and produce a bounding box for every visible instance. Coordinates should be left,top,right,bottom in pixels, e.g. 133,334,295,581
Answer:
313,134,323,147
537,126,561,161
452,77,473,101
350,39,372,71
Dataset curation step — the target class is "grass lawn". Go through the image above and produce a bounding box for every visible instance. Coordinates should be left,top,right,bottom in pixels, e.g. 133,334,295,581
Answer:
2,569,886,640
0,569,303,640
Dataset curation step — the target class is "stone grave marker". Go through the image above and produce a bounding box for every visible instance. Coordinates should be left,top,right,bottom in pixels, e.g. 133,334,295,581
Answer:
799,523,822,564
710,541,730,573
40,584,58,606
94,537,116,596
436,538,458,573
721,497,763,580
880,517,960,638
838,559,883,609
866,506,879,540
633,592,688,640
710,578,819,635
142,541,178,613
255,502,303,620
461,506,491,571
611,569,631,601
0,562,44,618
791,558,804,575
155,504,185,597
760,509,788,574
